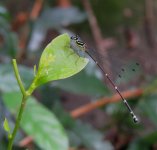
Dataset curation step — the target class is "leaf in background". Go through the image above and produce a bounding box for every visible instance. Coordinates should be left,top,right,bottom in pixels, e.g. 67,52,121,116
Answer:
0,141,7,150
3,92,68,150
28,6,86,51
127,132,157,150
142,131,157,145
69,121,114,150
127,138,149,150
52,102,75,129
0,14,9,30
0,5,10,20
0,11,18,57
53,69,110,97
138,93,157,127
0,64,33,92
38,7,86,28
52,103,113,149
30,33,88,90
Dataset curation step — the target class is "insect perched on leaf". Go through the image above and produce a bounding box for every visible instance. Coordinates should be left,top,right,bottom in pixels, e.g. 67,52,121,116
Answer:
70,35,139,123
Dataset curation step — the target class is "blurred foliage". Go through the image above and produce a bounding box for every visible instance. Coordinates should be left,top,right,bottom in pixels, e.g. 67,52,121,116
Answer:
0,0,157,150
73,0,144,36
53,103,114,150
91,0,143,34
53,68,110,97
0,6,18,58
28,6,86,51
3,92,69,150
69,121,114,150
0,64,33,92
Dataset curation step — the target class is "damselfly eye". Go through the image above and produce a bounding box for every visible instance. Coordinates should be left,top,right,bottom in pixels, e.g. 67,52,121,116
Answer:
71,36,78,40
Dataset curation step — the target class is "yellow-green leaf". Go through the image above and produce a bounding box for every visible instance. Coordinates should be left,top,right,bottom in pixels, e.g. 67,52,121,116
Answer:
3,118,10,133
27,33,88,94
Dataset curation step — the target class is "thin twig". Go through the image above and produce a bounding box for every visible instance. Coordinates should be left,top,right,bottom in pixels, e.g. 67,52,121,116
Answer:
81,0,112,74
144,0,155,48
30,0,44,20
19,136,33,147
70,89,143,118
82,0,103,50
16,0,44,62
57,0,71,8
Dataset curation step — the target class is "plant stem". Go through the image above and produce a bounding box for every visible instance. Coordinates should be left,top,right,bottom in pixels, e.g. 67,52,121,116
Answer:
7,95,28,150
7,59,30,150
12,59,26,96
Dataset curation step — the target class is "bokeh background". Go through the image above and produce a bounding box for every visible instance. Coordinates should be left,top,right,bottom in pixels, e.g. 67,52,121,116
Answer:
0,0,157,149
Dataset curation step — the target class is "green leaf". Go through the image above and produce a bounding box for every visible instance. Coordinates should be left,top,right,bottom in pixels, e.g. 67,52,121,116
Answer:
138,94,157,127
127,132,157,150
29,33,88,93
69,121,113,150
0,13,18,57
53,106,114,149
143,131,157,145
127,138,150,150
0,6,10,20
3,118,10,133
29,7,87,51
3,92,68,150
37,7,87,29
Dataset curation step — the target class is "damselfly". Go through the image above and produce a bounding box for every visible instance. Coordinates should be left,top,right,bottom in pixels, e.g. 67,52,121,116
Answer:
70,35,138,123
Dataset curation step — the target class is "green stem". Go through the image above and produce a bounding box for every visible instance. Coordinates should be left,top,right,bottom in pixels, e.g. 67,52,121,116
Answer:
7,59,30,150
12,59,26,96
7,95,28,150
